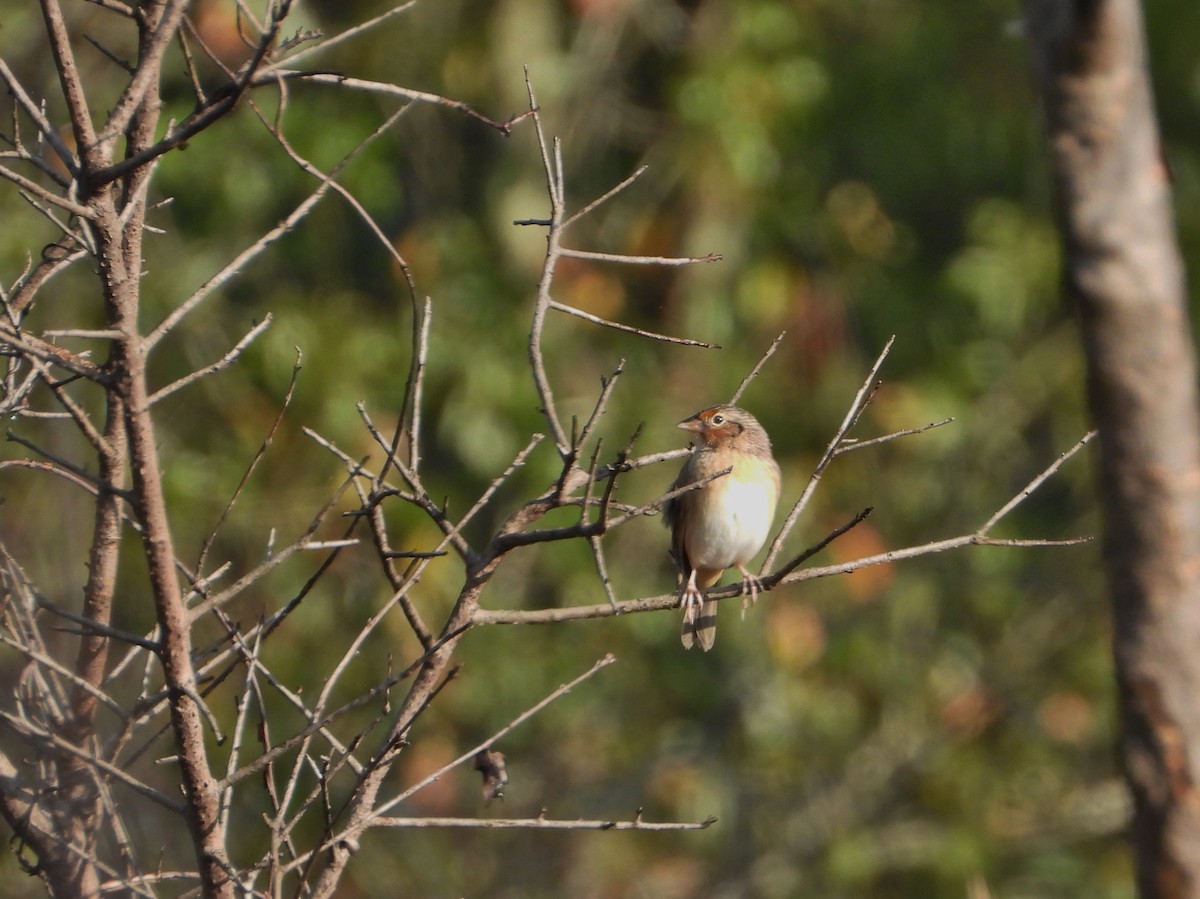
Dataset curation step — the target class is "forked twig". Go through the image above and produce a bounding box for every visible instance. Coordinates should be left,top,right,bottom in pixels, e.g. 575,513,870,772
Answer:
762,335,896,571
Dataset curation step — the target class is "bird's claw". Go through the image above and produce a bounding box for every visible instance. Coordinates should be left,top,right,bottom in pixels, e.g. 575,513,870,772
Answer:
738,571,765,619
679,585,704,625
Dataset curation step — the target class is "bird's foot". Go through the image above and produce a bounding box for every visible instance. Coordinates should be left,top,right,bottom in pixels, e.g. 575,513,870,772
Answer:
737,566,766,619
679,583,705,626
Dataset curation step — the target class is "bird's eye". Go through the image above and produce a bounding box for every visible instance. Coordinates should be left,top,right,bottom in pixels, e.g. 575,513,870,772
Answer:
711,413,725,425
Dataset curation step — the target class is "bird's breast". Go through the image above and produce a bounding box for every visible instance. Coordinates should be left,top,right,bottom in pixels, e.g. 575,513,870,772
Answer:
683,454,780,570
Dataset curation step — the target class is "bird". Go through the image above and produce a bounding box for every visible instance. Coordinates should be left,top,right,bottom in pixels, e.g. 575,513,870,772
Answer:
663,404,781,650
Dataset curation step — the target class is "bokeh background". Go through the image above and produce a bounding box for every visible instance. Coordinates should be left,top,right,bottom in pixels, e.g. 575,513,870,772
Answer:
5,0,1200,896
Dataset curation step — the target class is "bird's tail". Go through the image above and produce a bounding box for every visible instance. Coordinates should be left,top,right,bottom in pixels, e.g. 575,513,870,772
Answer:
680,599,718,651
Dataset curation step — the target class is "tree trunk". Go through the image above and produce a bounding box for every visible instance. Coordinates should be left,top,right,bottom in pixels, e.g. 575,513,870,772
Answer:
1024,2,1200,896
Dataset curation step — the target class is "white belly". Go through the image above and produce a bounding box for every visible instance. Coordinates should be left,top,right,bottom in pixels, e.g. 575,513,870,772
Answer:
685,473,777,570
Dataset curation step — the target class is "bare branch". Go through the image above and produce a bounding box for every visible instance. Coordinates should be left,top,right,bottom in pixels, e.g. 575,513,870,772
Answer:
548,300,720,347
763,507,873,587
83,32,135,74
369,655,613,824
221,623,472,793
834,417,955,455
148,314,273,405
86,2,289,189
0,55,77,174
0,709,186,815
762,335,896,571
730,331,786,405
278,2,418,66
375,812,717,831
977,431,1096,535
6,245,91,319
40,329,123,339
38,598,160,652
98,0,191,142
258,70,528,134
85,0,134,15
975,536,1093,548
217,626,263,836
558,247,722,267
589,535,620,612
437,433,547,548
0,629,127,720
402,296,431,472
183,495,355,625
40,0,100,163
575,360,624,452
472,526,1082,626
476,433,1093,627
0,162,91,217
195,348,301,577
6,430,110,493
524,78,570,454
0,458,104,498
0,324,107,381
562,164,648,228
144,105,408,349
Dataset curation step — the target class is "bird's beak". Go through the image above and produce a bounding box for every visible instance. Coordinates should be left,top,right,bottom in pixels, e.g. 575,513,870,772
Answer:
677,416,703,434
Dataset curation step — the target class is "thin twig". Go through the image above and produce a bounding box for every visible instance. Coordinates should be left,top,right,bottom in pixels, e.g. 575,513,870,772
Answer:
558,248,722,267
575,360,624,452
977,431,1096,534
380,654,614,821
0,325,108,382
148,315,273,404
405,296,431,472
277,1,417,66
0,56,78,174
257,71,527,134
835,418,955,454
524,76,570,453
490,465,728,554
194,347,301,576
0,630,127,719
0,163,91,218
145,102,414,349
730,331,786,405
548,300,719,347
222,624,471,793
0,709,186,815
38,599,160,652
6,430,107,491
562,165,648,228
763,507,873,586
374,812,717,831
762,335,896,571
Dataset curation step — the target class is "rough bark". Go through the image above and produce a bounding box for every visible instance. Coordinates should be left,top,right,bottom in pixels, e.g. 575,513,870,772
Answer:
1025,2,1200,896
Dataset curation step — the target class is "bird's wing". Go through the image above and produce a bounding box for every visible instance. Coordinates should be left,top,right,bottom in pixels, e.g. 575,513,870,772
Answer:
663,465,694,574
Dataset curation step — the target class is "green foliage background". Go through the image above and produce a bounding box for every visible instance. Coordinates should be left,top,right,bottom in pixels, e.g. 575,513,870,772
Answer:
5,0,1200,895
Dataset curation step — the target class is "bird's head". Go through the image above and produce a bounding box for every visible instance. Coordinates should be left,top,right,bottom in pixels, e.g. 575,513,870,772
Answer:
677,405,770,452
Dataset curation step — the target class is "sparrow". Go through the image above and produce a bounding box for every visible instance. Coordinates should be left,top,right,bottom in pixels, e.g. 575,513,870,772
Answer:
663,405,782,651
